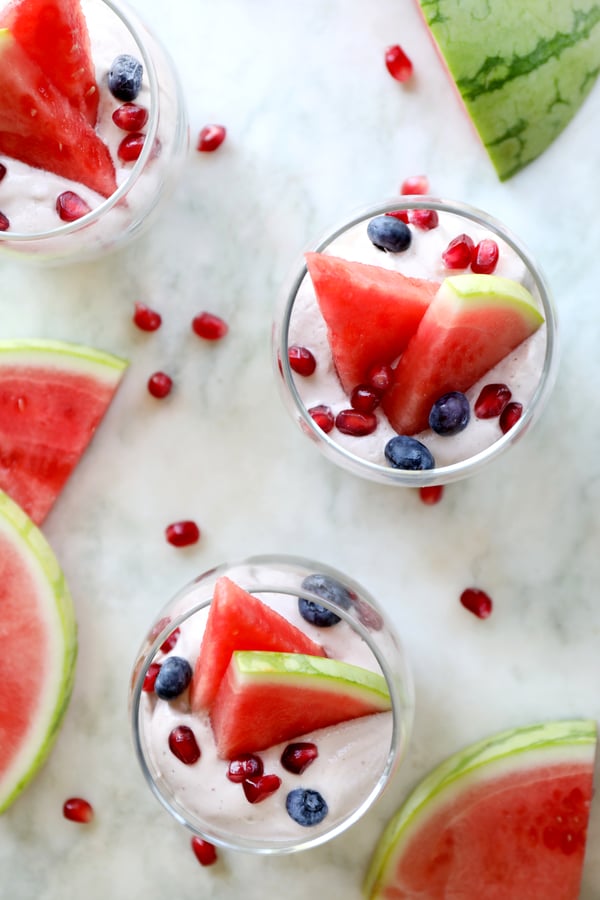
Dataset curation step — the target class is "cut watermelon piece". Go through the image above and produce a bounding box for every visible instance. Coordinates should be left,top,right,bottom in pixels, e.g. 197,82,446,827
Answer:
0,29,116,197
364,719,597,899
382,274,544,435
210,650,391,759
305,252,439,394
0,339,128,525
1,0,99,125
417,0,600,180
189,576,326,712
0,489,77,813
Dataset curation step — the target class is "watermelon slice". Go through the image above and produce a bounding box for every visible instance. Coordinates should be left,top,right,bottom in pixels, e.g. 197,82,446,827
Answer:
364,719,597,899
0,489,77,813
0,29,116,197
305,252,439,394
382,273,544,435
0,339,128,525
210,650,391,759
1,0,99,125
189,576,326,712
417,0,600,180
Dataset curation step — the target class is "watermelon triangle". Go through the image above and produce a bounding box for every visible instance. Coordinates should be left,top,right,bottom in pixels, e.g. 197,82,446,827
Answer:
190,577,326,712
305,252,439,395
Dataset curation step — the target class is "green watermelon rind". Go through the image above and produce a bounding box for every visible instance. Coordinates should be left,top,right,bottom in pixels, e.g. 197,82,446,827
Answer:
0,339,128,382
0,489,77,813
363,718,597,898
442,274,545,326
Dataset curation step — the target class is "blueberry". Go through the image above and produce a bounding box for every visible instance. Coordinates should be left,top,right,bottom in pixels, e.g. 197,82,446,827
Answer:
429,391,470,435
298,573,352,627
154,656,192,700
108,54,143,101
367,215,411,253
384,435,435,470
286,788,328,827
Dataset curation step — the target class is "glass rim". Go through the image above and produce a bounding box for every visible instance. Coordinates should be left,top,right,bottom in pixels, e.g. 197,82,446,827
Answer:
274,196,559,486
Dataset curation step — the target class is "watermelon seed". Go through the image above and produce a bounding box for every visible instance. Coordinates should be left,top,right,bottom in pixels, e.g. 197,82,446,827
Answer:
308,404,334,433
242,773,282,804
56,191,91,222
168,725,201,765
460,588,493,619
384,45,413,82
288,345,317,377
133,302,162,331
63,797,94,823
165,521,201,547
191,836,218,866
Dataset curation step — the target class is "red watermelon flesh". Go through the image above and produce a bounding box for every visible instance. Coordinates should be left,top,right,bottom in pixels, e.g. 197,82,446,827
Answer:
382,274,544,435
189,577,326,713
0,30,116,197
1,0,99,125
0,340,127,525
305,252,439,394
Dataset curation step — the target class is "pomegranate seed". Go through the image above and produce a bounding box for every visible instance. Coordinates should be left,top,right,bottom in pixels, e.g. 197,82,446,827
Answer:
0,163,6,181
197,124,227,152
308,404,334,433
148,616,170,642
408,209,439,230
350,384,380,414
63,797,94,823
401,175,429,195
471,238,499,274
117,132,145,162
281,742,318,774
160,628,180,653
112,102,149,131
165,520,201,547
474,383,512,419
169,725,201,764
56,191,91,222
335,409,377,436
191,311,229,341
0,212,8,231
227,754,264,783
419,485,444,505
384,44,413,82
352,597,384,631
288,345,317,376
133,302,162,332
385,209,409,223
442,233,475,269
142,661,161,692
460,587,493,619
499,401,523,434
367,363,393,394
147,371,173,398
191,836,218,866
242,773,281,804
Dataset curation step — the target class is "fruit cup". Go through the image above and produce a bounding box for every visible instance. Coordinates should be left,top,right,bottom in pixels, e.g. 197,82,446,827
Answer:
273,197,558,486
130,555,414,853
0,0,188,263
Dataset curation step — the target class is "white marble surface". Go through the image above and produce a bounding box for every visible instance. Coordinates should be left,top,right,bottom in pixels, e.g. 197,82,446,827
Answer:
2,0,600,897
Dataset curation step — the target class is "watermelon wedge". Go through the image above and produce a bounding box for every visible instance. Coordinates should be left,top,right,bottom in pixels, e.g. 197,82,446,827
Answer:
210,650,391,759
189,576,326,712
382,274,544,435
364,719,597,899
1,0,99,125
0,29,116,197
305,252,439,394
417,0,600,180
0,339,128,525
0,489,77,813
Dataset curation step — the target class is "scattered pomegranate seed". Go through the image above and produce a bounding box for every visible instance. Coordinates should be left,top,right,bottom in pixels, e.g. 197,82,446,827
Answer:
63,797,94,823
133,302,162,331
385,209,409,223
227,754,264,783
160,627,180,653
350,384,380,414
400,175,429,195
442,233,475,269
112,102,149,132
0,212,8,231
56,191,91,222
335,409,377,436
288,345,317,376
0,163,6,181
474,383,512,419
117,132,145,163
148,616,170,643
499,401,523,434
460,587,493,619
308,404,334,433
408,208,439,230
419,485,444,505
142,662,161,692
147,371,173,399
191,836,218,866
242,773,281,804
352,598,384,631
168,725,201,764
191,311,229,341
281,742,318,774
165,520,201,547
367,363,393,394
471,238,499,274
384,45,413,82
197,124,227,152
